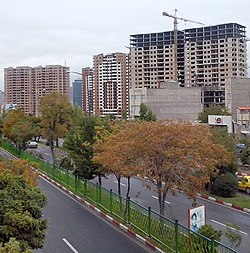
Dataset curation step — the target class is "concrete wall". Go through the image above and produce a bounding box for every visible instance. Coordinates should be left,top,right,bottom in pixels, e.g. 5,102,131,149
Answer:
225,78,250,121
147,82,203,121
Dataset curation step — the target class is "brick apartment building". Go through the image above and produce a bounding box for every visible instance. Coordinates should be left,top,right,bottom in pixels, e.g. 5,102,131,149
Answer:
4,65,70,115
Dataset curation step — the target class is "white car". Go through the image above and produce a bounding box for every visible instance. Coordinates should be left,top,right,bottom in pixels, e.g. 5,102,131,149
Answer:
27,141,38,148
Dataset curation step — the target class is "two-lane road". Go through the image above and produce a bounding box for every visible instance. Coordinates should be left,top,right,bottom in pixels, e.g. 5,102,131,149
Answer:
36,177,155,253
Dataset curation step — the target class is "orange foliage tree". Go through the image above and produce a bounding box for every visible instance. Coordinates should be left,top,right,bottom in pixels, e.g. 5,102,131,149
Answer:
94,121,231,215
0,160,39,186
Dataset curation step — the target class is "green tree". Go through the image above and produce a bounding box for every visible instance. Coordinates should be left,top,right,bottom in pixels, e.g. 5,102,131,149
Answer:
212,127,237,174
0,238,31,253
198,105,230,123
64,108,110,181
139,103,156,121
40,92,73,164
210,172,238,197
0,173,47,252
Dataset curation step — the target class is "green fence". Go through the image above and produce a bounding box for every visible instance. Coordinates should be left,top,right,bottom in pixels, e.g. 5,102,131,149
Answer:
0,140,237,253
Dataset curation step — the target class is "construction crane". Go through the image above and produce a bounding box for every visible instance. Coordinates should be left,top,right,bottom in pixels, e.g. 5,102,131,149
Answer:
162,9,205,82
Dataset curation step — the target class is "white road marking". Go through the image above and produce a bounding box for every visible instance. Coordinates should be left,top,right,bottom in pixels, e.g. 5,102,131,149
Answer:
152,195,171,205
114,181,126,187
63,238,79,253
211,219,248,235
45,153,50,156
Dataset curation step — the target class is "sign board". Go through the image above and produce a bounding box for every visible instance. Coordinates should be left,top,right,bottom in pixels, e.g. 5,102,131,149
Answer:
188,205,206,232
208,115,232,133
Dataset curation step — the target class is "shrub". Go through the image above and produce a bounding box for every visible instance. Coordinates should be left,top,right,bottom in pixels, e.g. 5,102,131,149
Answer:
210,172,238,197
198,224,222,241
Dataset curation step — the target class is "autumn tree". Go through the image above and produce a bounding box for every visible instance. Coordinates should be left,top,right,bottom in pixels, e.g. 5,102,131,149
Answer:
0,160,39,187
0,173,47,252
2,110,37,151
94,121,143,199
40,92,73,164
198,105,230,123
95,121,231,216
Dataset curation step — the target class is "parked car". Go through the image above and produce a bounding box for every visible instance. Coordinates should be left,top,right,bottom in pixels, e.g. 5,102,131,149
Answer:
27,141,38,148
238,175,250,194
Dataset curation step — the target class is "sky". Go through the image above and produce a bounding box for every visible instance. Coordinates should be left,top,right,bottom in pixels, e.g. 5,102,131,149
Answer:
1,0,250,90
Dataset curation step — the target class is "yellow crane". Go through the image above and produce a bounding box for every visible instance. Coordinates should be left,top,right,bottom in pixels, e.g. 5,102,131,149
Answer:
162,9,205,82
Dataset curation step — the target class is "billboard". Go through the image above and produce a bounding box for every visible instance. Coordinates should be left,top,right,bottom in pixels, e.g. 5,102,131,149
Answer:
188,205,206,232
208,115,232,133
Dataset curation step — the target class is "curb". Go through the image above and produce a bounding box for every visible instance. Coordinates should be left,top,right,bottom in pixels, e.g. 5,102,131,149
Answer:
197,193,250,214
39,173,165,253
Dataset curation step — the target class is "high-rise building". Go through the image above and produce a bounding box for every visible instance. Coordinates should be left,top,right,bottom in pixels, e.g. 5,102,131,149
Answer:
93,53,129,118
82,67,94,116
129,23,247,111
72,79,83,108
4,65,70,115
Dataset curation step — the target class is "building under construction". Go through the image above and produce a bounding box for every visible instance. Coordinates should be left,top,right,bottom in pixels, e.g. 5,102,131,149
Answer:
130,22,247,107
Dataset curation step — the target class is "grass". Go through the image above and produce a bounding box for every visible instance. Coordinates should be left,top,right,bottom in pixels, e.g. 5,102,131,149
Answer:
205,191,250,209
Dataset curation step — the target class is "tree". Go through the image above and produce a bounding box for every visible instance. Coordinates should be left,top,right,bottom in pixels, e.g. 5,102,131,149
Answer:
2,110,36,152
64,108,111,181
0,173,47,252
40,92,73,164
210,172,238,197
0,238,31,253
95,121,231,215
139,103,156,122
0,160,39,187
198,105,230,123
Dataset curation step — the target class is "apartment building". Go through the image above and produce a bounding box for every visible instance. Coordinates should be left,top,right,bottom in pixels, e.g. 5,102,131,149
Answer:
4,65,70,115
93,53,129,118
82,67,94,116
130,23,247,113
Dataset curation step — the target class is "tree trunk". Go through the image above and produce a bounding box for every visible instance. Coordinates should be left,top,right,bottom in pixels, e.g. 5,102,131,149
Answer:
50,140,56,165
98,173,102,187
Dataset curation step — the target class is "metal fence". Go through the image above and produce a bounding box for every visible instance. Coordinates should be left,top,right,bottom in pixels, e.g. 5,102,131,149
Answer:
0,140,237,253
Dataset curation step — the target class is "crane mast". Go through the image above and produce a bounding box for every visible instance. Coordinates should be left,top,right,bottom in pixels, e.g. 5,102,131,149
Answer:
162,9,205,83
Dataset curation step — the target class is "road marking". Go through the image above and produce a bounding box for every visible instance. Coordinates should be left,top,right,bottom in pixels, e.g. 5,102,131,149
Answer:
152,195,171,205
45,153,50,156
211,220,248,235
63,238,79,253
114,181,126,187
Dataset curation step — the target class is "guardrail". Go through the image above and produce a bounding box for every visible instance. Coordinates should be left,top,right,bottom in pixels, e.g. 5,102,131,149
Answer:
0,140,237,253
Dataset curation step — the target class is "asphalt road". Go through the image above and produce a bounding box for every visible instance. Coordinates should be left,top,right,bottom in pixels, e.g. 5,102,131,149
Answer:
31,145,250,252
97,175,250,253
36,177,154,253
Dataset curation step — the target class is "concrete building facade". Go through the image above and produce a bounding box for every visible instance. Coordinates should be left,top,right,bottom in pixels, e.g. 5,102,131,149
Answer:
129,23,247,118
93,53,129,118
82,67,94,116
147,82,202,121
225,78,250,122
4,65,70,116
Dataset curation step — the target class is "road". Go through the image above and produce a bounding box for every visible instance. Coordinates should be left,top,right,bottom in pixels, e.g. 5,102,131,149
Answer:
0,148,154,253
36,177,154,253
27,145,250,252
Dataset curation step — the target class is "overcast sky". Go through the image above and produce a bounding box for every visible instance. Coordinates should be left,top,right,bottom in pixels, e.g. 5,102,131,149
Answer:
1,0,250,90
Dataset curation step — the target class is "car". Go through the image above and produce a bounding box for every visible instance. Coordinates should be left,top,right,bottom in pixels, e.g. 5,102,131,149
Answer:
238,175,250,194
27,141,38,148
